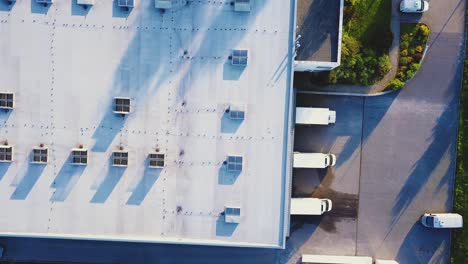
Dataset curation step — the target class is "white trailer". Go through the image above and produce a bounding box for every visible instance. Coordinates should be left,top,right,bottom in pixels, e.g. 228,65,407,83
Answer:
296,107,336,125
293,152,336,169
301,254,372,264
290,198,332,215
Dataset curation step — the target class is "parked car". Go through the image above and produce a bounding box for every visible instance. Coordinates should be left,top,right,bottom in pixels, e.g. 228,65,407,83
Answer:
421,213,463,228
400,0,429,13
0,245,3,258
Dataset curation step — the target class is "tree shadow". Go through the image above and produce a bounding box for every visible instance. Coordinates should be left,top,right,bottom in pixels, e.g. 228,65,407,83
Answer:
396,221,450,263
220,111,243,134
126,166,161,205
71,0,92,16
217,165,241,185
31,0,52,14
10,162,46,200
215,215,238,237
391,95,458,223
172,0,266,102
90,158,126,203
50,158,86,202
91,17,168,152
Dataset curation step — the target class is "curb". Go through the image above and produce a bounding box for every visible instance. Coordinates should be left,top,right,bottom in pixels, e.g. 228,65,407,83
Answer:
296,89,395,97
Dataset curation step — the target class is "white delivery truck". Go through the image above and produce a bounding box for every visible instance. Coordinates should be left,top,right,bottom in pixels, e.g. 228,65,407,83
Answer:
301,254,373,264
296,107,336,125
291,198,332,215
293,152,336,169
421,213,463,228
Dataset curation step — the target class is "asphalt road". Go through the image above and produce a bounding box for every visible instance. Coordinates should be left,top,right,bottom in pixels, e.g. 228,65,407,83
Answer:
357,0,466,262
284,0,466,263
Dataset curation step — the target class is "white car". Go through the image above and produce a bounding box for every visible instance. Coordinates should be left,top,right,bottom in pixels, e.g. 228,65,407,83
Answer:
421,213,463,228
400,0,429,13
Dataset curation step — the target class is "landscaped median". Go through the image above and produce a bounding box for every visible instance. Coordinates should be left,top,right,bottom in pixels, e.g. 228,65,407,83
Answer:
387,23,430,90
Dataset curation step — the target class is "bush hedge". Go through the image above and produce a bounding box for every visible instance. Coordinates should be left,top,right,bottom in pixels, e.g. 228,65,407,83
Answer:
388,23,430,90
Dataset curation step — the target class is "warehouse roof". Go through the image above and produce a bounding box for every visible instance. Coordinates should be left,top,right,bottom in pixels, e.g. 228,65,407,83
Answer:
0,0,295,248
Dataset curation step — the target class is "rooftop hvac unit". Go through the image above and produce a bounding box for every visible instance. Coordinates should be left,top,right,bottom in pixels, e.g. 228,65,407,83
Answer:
118,0,136,8
77,0,94,5
224,206,241,223
36,0,53,5
148,153,165,168
234,0,251,12
71,148,88,165
227,105,245,120
226,156,243,172
231,50,248,66
155,0,172,9
114,97,131,115
0,145,13,162
113,151,129,167
31,146,48,164
0,92,14,110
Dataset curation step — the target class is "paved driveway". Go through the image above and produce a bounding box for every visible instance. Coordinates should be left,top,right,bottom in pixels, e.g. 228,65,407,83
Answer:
358,0,465,262
283,0,466,263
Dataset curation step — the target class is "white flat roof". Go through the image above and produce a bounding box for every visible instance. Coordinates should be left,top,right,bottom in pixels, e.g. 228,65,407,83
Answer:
0,0,295,248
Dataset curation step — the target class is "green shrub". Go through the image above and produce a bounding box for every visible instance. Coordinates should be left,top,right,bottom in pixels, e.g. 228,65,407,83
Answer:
401,34,410,41
408,48,415,56
406,70,415,79
400,49,408,56
418,24,430,38
399,57,409,65
377,55,391,76
387,79,405,90
396,71,405,80
415,45,423,53
341,33,361,58
409,63,420,72
401,41,409,49
328,71,338,84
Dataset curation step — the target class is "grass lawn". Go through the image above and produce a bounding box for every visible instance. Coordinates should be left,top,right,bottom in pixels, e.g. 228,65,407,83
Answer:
295,0,393,88
452,32,468,263
344,0,393,53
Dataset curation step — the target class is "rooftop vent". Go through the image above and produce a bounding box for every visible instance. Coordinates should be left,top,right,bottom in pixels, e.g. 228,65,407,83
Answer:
71,149,88,165
114,97,131,115
231,50,248,66
31,147,48,164
148,153,165,168
118,0,135,8
0,93,14,110
234,0,251,12
0,145,13,162
155,0,171,9
36,0,53,5
227,105,245,120
226,156,243,172
113,151,128,167
224,206,241,223
77,0,94,5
